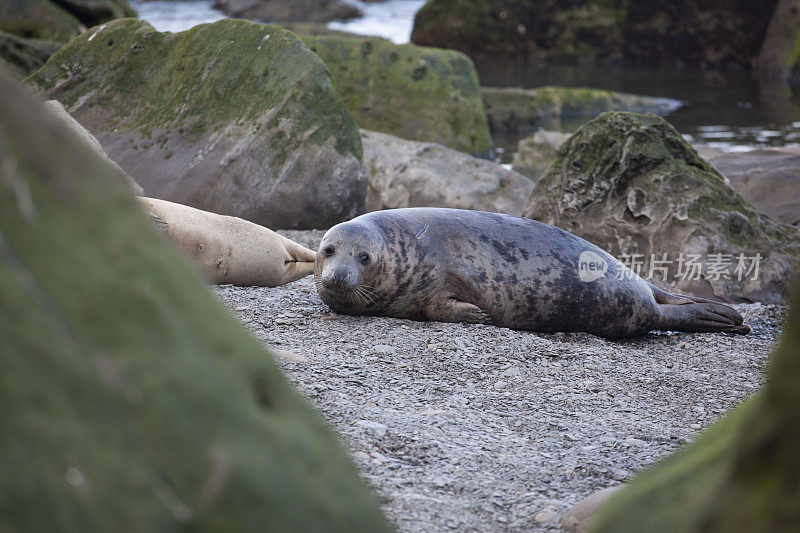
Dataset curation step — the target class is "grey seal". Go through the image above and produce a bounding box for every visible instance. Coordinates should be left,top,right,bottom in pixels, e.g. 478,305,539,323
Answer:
314,208,751,338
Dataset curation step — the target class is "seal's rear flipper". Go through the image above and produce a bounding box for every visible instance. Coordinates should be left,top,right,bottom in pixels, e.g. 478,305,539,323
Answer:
652,286,752,335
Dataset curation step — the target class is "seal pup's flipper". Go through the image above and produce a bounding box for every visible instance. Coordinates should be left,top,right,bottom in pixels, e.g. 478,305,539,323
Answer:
278,234,317,285
652,286,752,335
422,298,493,325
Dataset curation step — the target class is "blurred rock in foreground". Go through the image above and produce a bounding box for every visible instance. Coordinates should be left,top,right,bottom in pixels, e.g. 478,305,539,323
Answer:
0,67,390,532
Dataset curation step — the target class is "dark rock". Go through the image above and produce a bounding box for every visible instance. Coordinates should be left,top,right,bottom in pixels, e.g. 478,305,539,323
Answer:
28,18,367,229
522,112,800,304
215,0,362,23
297,33,493,156
0,0,135,75
757,0,800,85
0,66,390,532
411,0,779,70
0,0,84,42
0,30,62,78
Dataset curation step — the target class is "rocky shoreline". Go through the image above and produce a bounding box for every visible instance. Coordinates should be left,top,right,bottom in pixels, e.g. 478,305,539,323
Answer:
215,246,786,531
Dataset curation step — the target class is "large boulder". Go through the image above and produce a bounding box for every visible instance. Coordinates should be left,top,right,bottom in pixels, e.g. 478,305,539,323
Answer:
522,112,800,304
0,68,390,531
0,0,134,76
29,18,367,229
361,129,533,215
482,86,682,138
411,0,779,70
214,0,362,23
298,33,493,157
590,282,800,532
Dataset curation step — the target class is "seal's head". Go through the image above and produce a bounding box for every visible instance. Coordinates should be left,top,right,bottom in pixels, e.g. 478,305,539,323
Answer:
314,221,385,313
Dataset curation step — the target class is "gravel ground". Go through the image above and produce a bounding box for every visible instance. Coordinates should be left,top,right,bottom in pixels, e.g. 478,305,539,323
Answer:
215,230,786,533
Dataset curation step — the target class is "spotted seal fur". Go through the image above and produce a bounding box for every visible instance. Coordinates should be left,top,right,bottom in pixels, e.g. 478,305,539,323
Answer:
314,208,750,338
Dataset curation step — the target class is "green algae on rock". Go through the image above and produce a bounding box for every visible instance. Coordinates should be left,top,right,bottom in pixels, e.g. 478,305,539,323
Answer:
0,67,391,532
29,18,366,229
297,33,493,157
411,0,778,71
589,282,800,532
482,86,682,137
522,112,800,304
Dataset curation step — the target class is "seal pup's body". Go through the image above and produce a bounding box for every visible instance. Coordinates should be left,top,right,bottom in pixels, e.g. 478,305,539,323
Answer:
315,208,750,338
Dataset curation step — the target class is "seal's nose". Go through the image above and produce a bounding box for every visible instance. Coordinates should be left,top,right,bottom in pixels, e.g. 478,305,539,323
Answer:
324,265,353,287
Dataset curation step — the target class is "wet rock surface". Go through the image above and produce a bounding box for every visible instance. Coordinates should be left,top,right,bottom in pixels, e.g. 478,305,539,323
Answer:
361,129,533,215
216,239,785,532
522,112,800,304
29,18,366,229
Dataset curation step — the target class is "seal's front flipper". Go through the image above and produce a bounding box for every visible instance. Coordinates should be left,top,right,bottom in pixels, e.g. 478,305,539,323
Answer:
422,299,493,325
652,287,752,335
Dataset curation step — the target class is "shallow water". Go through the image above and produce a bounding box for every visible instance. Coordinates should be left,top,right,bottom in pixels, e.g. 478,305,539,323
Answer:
129,1,224,33
328,0,427,44
129,1,800,154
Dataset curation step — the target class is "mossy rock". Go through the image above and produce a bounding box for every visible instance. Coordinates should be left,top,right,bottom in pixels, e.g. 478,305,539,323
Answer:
298,33,493,157
411,0,778,70
522,112,800,304
28,18,366,229
0,67,390,532
590,282,800,532
0,30,62,78
482,86,682,137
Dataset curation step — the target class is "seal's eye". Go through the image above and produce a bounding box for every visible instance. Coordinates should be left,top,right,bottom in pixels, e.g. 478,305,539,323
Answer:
358,252,370,265
324,245,335,257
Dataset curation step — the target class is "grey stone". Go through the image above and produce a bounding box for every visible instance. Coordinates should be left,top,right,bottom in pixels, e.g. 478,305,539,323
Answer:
362,129,534,216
